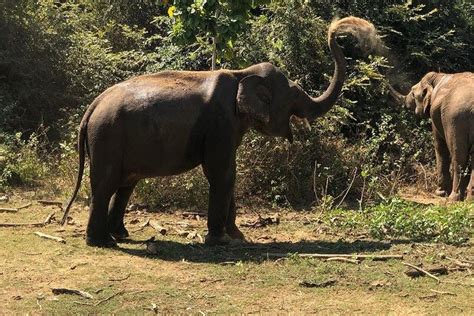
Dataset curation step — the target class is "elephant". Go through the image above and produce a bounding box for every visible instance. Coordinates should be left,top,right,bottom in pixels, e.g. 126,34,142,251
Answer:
60,16,379,247
388,72,474,201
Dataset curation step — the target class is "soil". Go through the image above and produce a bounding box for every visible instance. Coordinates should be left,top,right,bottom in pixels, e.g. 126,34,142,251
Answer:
0,191,473,314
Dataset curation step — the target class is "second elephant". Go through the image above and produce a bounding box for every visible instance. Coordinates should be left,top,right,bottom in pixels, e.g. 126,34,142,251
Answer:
389,72,474,201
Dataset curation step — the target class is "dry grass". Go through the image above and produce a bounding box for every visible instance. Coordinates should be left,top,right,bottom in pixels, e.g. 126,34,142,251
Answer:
0,191,473,314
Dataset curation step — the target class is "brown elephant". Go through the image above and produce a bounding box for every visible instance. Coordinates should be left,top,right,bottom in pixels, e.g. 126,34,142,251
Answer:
60,17,380,247
388,72,474,201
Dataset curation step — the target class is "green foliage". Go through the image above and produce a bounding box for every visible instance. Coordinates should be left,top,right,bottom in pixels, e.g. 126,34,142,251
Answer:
0,132,49,187
169,0,270,67
367,199,473,244
326,198,473,245
0,0,472,210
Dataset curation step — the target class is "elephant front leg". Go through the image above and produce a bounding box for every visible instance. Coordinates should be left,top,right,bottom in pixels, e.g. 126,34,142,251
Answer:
202,157,238,246
433,131,452,197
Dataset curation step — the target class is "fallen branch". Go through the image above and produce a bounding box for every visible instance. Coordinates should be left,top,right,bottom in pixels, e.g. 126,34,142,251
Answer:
0,211,56,228
37,200,63,207
404,265,448,278
402,262,440,283
326,257,360,264
430,289,456,296
34,231,65,244
108,273,131,281
51,287,93,299
17,203,32,210
148,220,167,235
0,207,18,213
447,256,473,267
95,290,125,306
265,253,403,261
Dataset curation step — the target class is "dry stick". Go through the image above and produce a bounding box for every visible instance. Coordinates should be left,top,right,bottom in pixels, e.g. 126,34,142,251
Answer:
18,202,32,209
148,220,167,235
265,253,403,260
335,167,358,209
51,287,93,299
94,290,125,306
326,257,360,264
402,262,440,283
0,211,56,227
108,273,131,281
37,200,63,207
430,289,456,296
446,256,472,268
34,231,65,244
0,207,18,213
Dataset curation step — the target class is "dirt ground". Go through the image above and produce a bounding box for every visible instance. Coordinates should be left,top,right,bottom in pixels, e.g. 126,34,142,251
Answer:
1,191,473,314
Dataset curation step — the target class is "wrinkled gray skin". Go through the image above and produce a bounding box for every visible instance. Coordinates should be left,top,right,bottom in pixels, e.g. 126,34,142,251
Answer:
60,16,374,248
389,72,474,201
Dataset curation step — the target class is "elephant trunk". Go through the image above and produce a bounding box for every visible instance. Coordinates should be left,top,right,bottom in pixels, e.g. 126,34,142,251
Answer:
387,82,406,105
293,17,379,121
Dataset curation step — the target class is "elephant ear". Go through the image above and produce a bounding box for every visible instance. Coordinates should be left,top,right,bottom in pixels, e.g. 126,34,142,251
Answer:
422,85,433,117
236,75,272,124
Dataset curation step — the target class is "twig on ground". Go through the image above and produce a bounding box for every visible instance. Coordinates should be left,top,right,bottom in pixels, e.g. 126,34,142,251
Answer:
447,256,474,266
265,253,403,261
34,232,65,244
326,257,360,264
108,273,131,281
0,207,18,213
0,211,57,227
51,287,93,299
94,290,125,306
37,200,63,207
430,289,456,296
18,203,32,209
402,262,440,283
43,211,56,224
148,220,167,235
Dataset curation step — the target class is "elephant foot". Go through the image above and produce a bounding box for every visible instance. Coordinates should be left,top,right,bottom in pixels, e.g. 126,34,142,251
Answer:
435,189,449,197
204,233,233,246
226,225,246,241
86,233,117,248
448,192,462,202
108,225,129,241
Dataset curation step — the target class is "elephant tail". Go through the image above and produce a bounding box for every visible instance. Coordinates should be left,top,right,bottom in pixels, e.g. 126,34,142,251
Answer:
60,99,99,225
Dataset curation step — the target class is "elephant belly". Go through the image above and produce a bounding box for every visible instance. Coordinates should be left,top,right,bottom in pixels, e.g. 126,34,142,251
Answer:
121,111,207,180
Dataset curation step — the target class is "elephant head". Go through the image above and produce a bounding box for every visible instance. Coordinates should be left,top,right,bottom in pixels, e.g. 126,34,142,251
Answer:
388,72,441,118
236,17,380,141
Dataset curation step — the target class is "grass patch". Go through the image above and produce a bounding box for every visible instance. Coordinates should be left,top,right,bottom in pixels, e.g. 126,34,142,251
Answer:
327,198,473,245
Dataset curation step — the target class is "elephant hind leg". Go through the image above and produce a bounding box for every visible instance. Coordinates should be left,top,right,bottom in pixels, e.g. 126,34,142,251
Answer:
87,165,122,247
448,134,470,202
466,150,474,201
433,128,452,197
107,182,137,240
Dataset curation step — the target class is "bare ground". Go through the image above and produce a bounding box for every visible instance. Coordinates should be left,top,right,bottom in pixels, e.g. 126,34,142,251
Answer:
0,191,473,314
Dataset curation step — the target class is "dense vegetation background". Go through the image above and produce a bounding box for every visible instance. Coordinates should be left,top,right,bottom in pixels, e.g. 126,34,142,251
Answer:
0,0,473,210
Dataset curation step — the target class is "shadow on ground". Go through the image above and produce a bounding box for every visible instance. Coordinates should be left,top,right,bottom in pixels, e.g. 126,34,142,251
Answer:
114,238,394,264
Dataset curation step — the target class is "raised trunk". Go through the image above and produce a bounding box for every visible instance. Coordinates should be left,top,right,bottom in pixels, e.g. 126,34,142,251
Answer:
386,83,406,105
293,30,347,120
